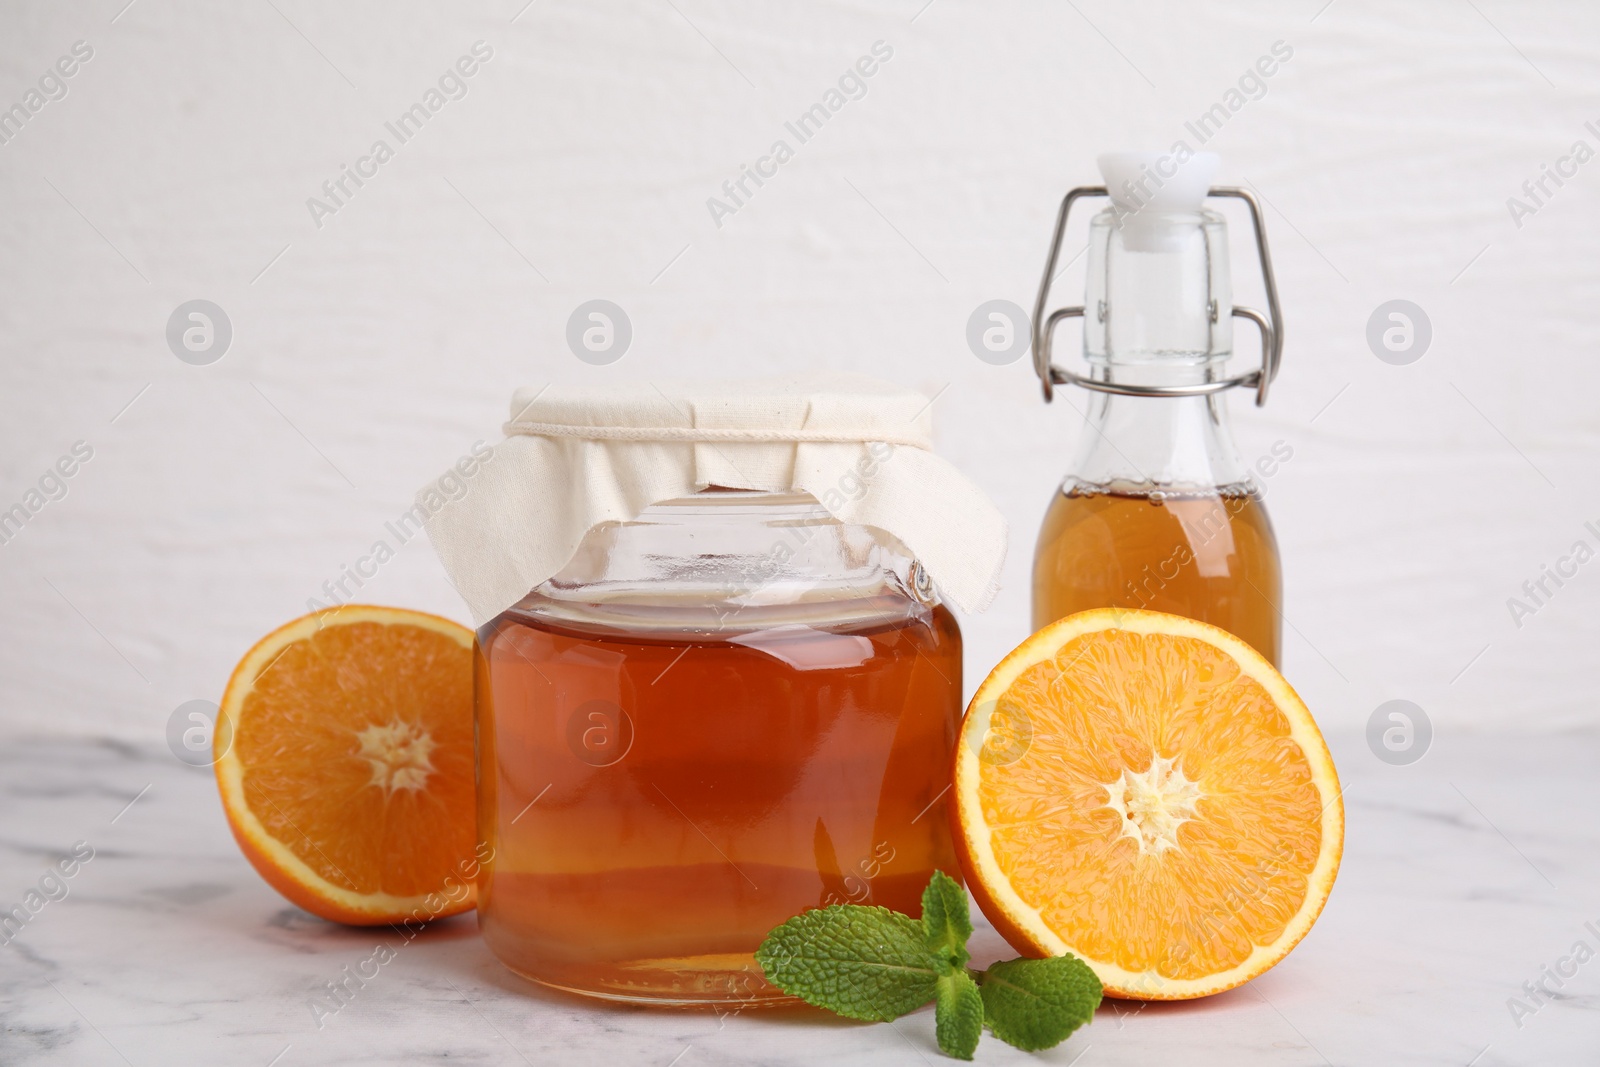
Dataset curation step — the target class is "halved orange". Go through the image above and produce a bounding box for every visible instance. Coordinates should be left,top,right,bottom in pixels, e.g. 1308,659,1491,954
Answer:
952,608,1342,999
214,605,479,925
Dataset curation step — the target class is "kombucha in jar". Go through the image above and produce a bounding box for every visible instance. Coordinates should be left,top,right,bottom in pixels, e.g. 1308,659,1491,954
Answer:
475,492,963,1006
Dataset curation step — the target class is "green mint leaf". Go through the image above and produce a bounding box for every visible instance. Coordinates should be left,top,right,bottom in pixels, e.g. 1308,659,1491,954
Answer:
755,905,938,1021
934,969,983,1060
977,955,1103,1052
920,870,972,974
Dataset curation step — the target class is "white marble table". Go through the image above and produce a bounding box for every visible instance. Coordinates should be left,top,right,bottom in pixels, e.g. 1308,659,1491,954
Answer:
2,732,1595,1066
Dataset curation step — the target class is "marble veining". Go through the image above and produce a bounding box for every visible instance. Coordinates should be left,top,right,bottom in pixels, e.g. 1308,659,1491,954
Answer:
1,733,1597,1065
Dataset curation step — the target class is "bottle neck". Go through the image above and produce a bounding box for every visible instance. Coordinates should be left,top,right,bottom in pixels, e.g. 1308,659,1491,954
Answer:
1064,384,1253,493
1071,200,1250,493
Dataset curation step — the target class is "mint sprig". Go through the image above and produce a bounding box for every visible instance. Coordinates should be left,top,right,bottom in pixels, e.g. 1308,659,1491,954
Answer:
976,956,1102,1051
756,870,1101,1060
754,905,936,1021
921,868,972,972
934,968,984,1059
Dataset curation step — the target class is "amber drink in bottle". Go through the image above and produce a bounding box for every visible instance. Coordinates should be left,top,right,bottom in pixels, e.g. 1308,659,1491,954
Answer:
1028,153,1284,664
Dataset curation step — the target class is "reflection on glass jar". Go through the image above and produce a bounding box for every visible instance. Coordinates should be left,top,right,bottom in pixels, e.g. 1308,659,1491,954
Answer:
475,492,963,1006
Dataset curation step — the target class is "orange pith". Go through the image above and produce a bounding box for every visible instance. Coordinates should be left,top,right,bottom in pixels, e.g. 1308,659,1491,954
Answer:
952,608,1342,1000
214,605,478,925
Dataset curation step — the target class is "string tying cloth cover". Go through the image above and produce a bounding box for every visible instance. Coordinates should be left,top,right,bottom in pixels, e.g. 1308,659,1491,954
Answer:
420,376,1008,625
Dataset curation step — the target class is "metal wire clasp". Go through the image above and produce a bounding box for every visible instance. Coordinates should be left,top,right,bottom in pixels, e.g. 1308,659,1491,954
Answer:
1029,186,1283,406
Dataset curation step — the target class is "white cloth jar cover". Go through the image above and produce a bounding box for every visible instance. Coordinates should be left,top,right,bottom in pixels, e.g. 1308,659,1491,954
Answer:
420,375,1008,626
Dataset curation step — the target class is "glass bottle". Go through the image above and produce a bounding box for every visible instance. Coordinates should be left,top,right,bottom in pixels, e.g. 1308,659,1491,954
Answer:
474,490,962,1006
1028,153,1285,664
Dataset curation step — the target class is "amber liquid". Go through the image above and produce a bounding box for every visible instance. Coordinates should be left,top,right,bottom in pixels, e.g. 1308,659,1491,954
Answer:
475,596,962,1005
1032,484,1282,665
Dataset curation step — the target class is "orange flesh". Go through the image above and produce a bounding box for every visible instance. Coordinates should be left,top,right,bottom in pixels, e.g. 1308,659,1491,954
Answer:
232,618,475,900
978,628,1323,980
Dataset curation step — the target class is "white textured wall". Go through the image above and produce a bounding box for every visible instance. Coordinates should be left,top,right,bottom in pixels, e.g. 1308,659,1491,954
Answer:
1,0,1595,741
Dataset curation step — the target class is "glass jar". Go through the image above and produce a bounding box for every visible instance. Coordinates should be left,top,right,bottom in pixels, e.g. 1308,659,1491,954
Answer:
474,490,963,1006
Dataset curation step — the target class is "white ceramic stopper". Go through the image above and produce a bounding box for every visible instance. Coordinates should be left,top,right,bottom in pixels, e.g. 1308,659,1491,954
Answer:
1097,151,1219,251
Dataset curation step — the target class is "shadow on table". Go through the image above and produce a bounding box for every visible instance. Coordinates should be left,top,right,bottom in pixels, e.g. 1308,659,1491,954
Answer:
433,942,868,1030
